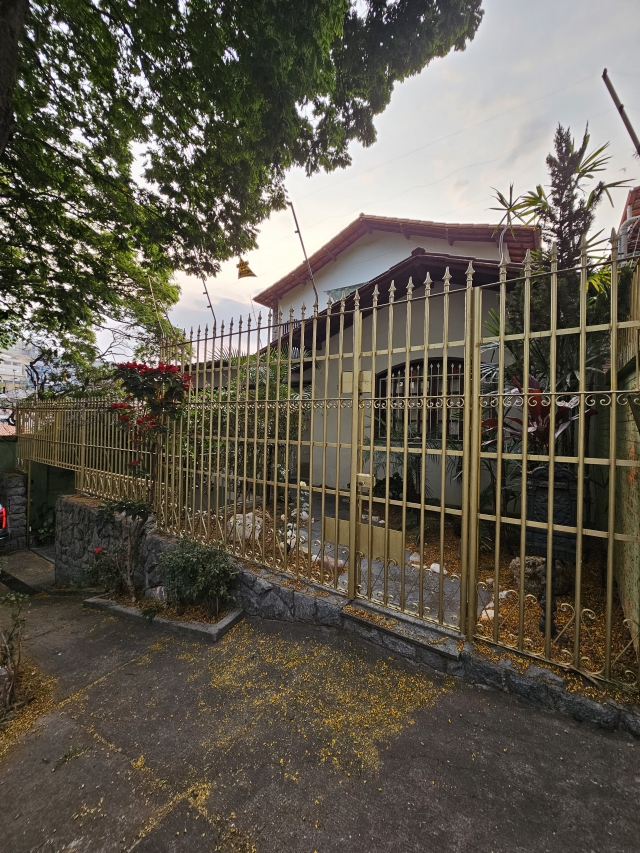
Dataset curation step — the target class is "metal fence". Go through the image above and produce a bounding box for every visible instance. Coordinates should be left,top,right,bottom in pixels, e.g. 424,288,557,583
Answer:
16,232,640,691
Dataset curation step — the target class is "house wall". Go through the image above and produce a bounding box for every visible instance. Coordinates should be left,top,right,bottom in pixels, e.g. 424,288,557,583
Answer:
276,231,507,318
299,279,502,499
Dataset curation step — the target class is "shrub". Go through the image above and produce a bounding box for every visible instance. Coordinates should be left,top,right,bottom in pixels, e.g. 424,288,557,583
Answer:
83,545,129,595
95,499,153,601
158,537,237,618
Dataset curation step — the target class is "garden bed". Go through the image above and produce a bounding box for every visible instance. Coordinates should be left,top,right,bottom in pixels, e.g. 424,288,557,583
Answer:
83,596,244,644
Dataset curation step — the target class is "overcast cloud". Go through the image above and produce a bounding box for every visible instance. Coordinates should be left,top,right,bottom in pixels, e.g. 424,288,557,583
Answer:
170,0,640,334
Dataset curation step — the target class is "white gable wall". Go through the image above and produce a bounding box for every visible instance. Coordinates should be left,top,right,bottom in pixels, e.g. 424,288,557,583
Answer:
273,230,508,317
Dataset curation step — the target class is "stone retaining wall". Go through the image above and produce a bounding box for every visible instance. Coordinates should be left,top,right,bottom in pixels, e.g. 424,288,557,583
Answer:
0,472,27,553
55,494,175,586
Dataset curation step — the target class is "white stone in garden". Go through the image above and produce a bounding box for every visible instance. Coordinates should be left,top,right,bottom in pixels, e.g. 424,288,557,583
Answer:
227,512,262,541
145,586,165,601
311,554,345,570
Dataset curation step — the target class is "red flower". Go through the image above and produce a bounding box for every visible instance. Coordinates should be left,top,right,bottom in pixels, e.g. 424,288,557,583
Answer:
94,547,104,554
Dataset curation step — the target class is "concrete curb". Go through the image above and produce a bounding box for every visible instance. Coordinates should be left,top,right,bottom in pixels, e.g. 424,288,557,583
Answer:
83,596,244,643
234,564,640,738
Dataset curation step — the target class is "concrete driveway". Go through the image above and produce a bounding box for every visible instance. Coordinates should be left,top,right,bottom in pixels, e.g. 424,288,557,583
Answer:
0,551,638,853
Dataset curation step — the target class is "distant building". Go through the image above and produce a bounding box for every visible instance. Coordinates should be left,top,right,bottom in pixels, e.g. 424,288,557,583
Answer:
0,342,38,395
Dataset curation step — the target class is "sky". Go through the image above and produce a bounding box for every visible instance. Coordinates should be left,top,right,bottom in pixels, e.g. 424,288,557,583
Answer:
169,0,640,335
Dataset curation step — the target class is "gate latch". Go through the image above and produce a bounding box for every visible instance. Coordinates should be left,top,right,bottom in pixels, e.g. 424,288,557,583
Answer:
357,473,374,492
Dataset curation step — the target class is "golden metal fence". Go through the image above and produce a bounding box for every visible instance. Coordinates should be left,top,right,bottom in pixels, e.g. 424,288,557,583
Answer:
16,231,640,691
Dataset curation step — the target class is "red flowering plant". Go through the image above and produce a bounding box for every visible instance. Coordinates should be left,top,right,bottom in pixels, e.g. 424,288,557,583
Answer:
110,362,193,471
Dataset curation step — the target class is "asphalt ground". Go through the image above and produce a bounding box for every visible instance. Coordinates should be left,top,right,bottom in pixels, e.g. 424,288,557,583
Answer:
0,551,638,853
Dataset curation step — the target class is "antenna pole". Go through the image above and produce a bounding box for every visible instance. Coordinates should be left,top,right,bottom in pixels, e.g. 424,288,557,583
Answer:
603,69,640,159
289,202,319,304
201,276,217,325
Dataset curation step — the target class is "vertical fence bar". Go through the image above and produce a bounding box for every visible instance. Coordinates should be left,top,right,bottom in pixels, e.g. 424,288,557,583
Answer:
383,283,395,604
605,229,619,679
214,321,226,543
544,243,559,659
439,269,451,624
517,250,532,651
282,309,295,568
306,300,318,582
260,311,272,564
348,292,362,599
365,286,380,601
272,311,283,567
461,264,474,638
319,299,332,581
250,314,261,564
333,297,347,589
242,316,252,555
231,317,244,553
467,266,482,639
197,327,208,539
400,280,413,612
493,255,507,643
418,274,432,619
78,401,86,495
573,238,588,667
293,306,306,576
176,332,189,533
192,328,202,534
223,320,234,547
205,321,216,542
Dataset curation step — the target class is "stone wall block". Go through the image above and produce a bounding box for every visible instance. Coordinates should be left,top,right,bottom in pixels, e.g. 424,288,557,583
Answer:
413,645,447,673
621,709,640,738
252,576,274,596
551,690,620,729
315,597,343,628
0,471,27,554
294,591,317,622
464,656,506,691
381,633,416,659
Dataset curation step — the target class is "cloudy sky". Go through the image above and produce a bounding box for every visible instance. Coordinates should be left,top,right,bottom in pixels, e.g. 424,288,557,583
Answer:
170,0,640,334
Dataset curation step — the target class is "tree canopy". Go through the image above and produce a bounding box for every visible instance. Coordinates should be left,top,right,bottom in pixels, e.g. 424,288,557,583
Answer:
0,0,483,350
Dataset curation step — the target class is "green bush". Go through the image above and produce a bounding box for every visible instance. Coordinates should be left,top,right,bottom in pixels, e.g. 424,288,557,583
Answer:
158,537,237,618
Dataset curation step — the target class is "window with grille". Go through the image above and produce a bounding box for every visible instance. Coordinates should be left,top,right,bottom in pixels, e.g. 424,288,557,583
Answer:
376,358,464,441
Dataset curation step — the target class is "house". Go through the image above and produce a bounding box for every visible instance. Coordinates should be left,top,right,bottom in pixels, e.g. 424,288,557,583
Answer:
619,186,640,259
251,215,538,498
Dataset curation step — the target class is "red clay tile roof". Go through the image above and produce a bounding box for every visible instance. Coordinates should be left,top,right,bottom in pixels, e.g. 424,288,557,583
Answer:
254,214,539,309
620,186,640,226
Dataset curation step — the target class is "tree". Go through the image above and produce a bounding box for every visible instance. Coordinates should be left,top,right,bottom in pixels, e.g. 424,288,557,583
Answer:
0,0,483,346
490,125,628,390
